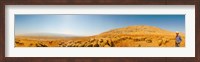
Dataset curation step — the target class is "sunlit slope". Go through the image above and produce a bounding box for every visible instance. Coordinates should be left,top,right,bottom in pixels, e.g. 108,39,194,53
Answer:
96,25,185,47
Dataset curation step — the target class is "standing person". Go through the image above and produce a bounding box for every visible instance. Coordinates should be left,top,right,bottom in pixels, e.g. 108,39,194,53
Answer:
175,31,182,47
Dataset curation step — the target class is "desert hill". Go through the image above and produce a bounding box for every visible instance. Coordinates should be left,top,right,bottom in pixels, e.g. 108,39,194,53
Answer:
15,25,185,47
92,25,185,47
100,25,183,36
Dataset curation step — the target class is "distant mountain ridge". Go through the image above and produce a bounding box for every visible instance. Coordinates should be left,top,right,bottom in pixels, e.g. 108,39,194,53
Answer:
16,33,78,37
16,25,184,37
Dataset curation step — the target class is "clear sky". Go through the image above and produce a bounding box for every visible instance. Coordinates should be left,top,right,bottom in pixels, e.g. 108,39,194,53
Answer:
15,15,185,36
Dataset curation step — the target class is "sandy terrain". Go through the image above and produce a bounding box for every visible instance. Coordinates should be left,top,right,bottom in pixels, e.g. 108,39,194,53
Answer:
15,25,185,47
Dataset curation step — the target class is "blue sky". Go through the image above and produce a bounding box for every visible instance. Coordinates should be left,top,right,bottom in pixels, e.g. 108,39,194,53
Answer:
15,15,185,36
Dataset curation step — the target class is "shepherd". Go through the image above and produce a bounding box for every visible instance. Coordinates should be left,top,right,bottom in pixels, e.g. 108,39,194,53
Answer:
175,31,182,47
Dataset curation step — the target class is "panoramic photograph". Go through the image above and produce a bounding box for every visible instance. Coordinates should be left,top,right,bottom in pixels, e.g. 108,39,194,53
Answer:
15,15,185,47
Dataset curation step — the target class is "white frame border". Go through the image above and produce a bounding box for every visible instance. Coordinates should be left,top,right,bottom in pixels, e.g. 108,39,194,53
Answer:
5,5,195,57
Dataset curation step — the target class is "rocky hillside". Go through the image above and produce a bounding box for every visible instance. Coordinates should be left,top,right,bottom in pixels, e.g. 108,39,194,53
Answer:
94,25,185,47
100,25,182,35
